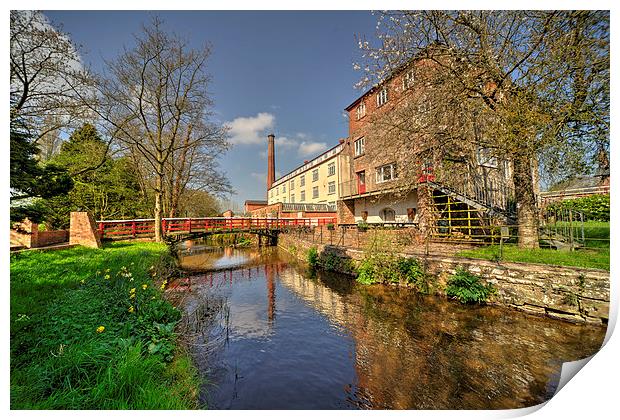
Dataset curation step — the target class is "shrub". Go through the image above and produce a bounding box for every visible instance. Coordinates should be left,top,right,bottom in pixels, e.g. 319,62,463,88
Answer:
446,268,496,304
307,247,319,268
546,194,610,222
356,258,376,285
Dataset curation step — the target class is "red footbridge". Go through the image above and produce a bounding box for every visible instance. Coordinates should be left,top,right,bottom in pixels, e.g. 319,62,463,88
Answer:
97,216,337,240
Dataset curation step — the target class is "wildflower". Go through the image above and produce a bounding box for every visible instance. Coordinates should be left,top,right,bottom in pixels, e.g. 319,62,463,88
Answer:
80,279,85,284
96,326,105,333
151,296,156,300
142,284,148,290
130,293,136,300
129,288,136,294
105,268,110,273
96,270,101,275
149,265,154,270
104,274,110,280
128,306,134,313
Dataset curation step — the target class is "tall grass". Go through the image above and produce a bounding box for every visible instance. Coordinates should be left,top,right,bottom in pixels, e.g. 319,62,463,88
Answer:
10,242,200,409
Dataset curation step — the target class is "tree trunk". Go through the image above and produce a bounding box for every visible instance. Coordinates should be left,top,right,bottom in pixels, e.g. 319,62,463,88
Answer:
154,171,164,242
513,153,539,248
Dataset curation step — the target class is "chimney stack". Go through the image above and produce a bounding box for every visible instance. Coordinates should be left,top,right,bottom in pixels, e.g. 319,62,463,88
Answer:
267,134,275,190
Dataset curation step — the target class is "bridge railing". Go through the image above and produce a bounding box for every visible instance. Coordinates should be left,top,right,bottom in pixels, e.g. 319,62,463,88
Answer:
96,217,337,239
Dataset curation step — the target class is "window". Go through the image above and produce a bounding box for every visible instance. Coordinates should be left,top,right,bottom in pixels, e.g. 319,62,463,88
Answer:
381,208,396,222
312,186,319,199
477,147,498,168
354,137,365,157
312,169,319,182
291,194,295,203
328,181,336,195
376,163,397,183
403,70,415,90
328,162,336,176
300,175,305,187
276,187,279,195
290,179,295,189
282,184,286,193
376,87,388,107
300,190,306,201
356,101,366,120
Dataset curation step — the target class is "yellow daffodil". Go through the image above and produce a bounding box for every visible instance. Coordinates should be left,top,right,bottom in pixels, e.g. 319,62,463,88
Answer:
104,274,110,280
142,284,148,290
129,288,136,294
96,326,105,333
128,306,134,313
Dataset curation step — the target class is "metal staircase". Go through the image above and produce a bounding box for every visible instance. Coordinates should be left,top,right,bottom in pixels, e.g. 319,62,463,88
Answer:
423,180,517,223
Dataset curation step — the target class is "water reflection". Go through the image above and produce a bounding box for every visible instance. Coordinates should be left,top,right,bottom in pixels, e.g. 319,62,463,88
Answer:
174,246,605,410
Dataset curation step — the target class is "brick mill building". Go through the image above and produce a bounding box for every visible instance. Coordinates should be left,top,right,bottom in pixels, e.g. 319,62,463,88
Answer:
252,56,516,236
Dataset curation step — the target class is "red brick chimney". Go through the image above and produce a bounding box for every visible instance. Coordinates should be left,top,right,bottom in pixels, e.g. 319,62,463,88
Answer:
267,134,275,190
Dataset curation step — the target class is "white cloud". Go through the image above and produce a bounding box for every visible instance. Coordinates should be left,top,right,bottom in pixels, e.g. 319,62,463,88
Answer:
298,141,328,157
226,112,275,145
275,136,298,149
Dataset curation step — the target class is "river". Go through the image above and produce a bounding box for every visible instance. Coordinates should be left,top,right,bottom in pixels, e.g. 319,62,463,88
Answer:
169,243,606,410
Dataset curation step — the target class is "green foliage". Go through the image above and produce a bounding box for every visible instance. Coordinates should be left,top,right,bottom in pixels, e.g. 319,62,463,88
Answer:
357,221,369,231
41,123,150,229
446,268,496,304
307,247,319,268
546,194,610,222
10,242,199,409
356,254,430,292
10,121,73,222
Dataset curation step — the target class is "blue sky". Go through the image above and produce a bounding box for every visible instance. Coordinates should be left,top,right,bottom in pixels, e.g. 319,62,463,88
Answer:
44,10,379,207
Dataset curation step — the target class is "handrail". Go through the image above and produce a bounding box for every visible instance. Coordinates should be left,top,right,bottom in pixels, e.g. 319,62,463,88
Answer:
96,216,338,239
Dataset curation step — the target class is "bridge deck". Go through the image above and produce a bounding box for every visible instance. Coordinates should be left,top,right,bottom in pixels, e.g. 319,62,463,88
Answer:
97,217,336,239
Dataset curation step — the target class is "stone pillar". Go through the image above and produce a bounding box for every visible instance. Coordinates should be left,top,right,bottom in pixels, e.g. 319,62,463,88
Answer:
10,218,38,248
267,134,276,190
336,199,355,225
69,212,102,248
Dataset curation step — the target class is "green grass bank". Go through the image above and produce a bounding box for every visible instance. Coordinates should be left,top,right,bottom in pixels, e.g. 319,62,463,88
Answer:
458,221,610,270
10,241,200,409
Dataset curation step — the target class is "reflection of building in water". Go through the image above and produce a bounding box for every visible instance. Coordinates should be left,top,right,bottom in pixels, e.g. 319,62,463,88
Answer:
264,264,276,323
277,269,604,409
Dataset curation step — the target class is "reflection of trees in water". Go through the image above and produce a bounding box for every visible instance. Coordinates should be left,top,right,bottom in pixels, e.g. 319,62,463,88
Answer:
281,269,605,409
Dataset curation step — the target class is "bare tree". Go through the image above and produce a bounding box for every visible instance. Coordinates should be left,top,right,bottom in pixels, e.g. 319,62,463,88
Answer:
355,10,609,248
98,18,229,241
10,11,93,140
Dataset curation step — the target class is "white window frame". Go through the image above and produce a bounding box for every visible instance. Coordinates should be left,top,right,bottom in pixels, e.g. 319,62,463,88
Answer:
290,179,295,189
312,186,319,199
328,181,336,195
376,87,388,107
282,184,286,193
300,190,306,201
312,169,319,182
356,101,366,120
403,70,415,90
328,162,336,177
376,163,397,183
354,137,365,157
300,175,305,187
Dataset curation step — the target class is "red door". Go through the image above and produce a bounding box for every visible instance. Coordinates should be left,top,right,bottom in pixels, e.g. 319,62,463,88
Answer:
357,171,366,194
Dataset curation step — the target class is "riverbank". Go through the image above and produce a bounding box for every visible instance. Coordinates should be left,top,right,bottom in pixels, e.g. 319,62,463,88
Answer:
278,233,610,324
10,241,200,409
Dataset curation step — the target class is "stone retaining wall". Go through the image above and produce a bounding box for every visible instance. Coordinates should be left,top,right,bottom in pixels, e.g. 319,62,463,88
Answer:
279,233,609,325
